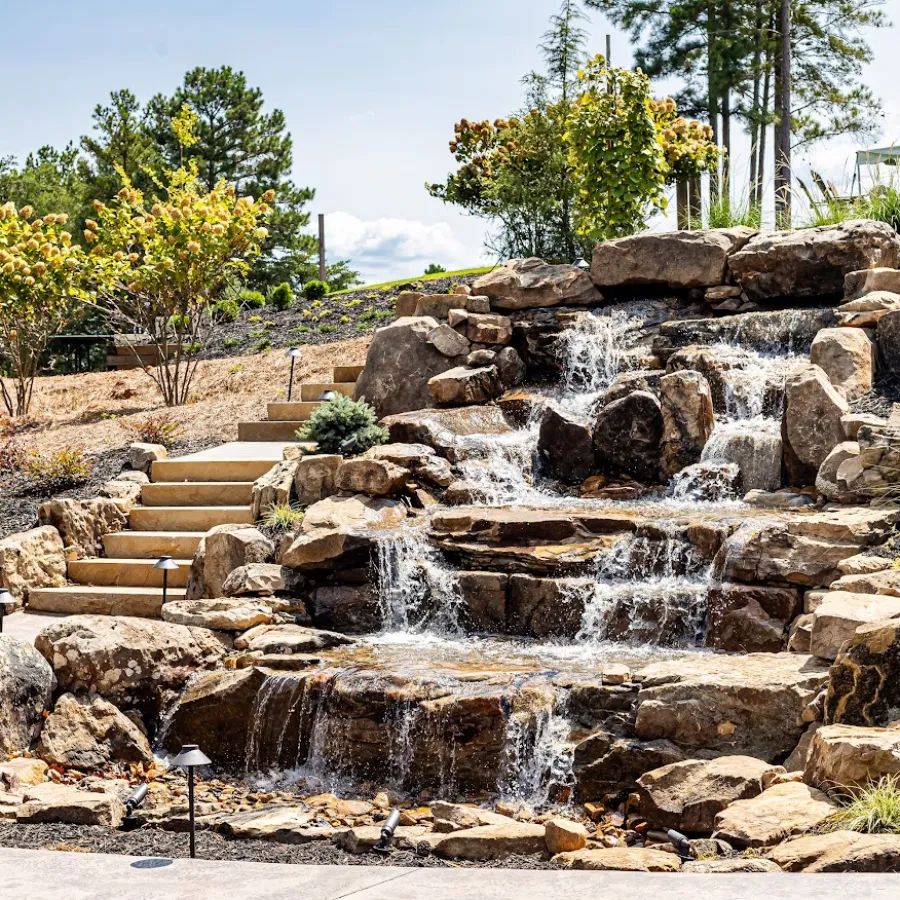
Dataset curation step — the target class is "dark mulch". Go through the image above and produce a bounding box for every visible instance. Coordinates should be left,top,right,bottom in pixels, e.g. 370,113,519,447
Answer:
200,274,484,360
0,437,222,541
0,823,553,869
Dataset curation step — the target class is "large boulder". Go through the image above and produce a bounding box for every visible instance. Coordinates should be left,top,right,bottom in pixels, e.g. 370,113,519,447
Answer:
836,290,900,327
658,371,715,478
845,266,900,300
279,528,373,571
335,458,409,496
705,428,783,492
381,406,513,462
186,526,274,601
302,495,406,531
0,635,56,754
354,316,468,417
222,563,307,597
809,591,900,660
876,308,900,379
728,220,900,301
364,443,453,488
293,454,341,506
634,653,830,761
712,781,837,848
783,364,849,479
413,293,489,318
465,313,513,345
0,526,66,603
472,257,599,309
705,583,799,653
804,723,900,787
537,403,594,484
575,733,686,799
34,616,228,719
591,227,756,289
637,756,784,833
250,459,298,519
36,693,152,770
427,365,502,405
16,783,125,827
767,830,900,873
810,327,874,401
37,498,126,558
594,390,663,482
825,619,900,726
428,822,548,860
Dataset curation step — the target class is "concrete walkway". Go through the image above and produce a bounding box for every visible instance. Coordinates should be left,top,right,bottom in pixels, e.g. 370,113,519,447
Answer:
0,849,896,900
4,610,66,645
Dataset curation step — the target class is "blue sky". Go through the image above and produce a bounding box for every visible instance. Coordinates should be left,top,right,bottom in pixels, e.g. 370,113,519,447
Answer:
2,0,898,283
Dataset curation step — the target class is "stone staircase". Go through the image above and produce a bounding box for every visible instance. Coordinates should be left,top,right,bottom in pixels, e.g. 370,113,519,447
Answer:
237,364,363,441
28,363,364,618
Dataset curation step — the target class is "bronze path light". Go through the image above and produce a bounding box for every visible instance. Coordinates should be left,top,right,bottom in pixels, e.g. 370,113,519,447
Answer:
154,556,180,606
172,744,211,859
286,347,303,401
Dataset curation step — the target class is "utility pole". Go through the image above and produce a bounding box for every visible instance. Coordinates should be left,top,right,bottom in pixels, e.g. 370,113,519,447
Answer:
318,214,327,282
774,0,792,228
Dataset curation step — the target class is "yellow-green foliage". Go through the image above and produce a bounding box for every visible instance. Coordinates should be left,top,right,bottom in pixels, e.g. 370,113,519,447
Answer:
826,776,900,834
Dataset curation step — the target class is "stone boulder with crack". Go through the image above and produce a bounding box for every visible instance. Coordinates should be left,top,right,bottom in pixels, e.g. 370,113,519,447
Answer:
186,526,274,602
836,290,900,327
0,526,66,603
845,267,900,300
428,365,502,405
364,443,453,488
37,498,126,558
16,783,125,827
0,635,56,754
34,616,228,719
301,495,407,531
36,693,153,770
767,831,900,873
222,564,308,598
591,227,756,289
353,316,468,417
637,756,785,833
473,257,599,309
705,583,800,653
251,459,299,519
335,458,410,496
816,442,865,503
728,221,900,301
427,822,548,860
293,454,342,506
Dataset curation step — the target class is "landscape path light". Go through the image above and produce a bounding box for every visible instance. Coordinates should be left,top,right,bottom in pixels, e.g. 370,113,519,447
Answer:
317,389,338,402
153,556,180,606
286,347,303,401
572,257,590,272
372,808,402,854
0,589,13,632
171,744,211,858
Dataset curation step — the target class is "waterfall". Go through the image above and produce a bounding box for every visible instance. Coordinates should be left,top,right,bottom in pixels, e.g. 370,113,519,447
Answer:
374,529,464,635
245,673,307,774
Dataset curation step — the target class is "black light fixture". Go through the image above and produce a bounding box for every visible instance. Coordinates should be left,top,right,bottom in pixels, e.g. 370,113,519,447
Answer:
572,257,590,272
0,589,13,633
372,808,402,854
317,389,338,402
153,556,180,606
171,744,211,859
121,783,150,832
339,435,360,455
285,347,302,401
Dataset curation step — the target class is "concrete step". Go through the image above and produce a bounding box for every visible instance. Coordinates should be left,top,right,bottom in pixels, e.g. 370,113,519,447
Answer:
28,586,184,618
299,382,355,401
334,365,364,383
151,458,275,483
128,506,255,532
266,401,320,422
68,558,191,588
239,420,308,441
141,482,254,507
103,531,206,559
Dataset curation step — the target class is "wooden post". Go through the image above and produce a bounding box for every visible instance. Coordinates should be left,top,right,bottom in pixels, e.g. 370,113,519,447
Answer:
676,180,689,230
318,214,327,282
774,0,792,228
689,176,703,229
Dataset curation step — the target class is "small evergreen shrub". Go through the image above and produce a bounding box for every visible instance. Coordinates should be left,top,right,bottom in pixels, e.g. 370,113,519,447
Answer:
269,282,294,311
224,336,241,348
303,280,329,301
212,297,239,323
239,290,266,309
253,338,272,352
297,394,387,455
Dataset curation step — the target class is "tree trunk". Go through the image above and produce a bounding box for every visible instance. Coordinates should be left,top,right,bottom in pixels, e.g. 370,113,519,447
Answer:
707,3,720,200
677,180,689,230
721,88,731,205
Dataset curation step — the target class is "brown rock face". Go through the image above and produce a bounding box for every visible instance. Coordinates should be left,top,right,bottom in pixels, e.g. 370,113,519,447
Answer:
335,458,410,496
34,615,228,721
826,618,900,726
222,563,307,598
815,442,864,503
279,528,373,571
251,459,298,519
0,526,66,603
537,403,594,484
836,290,900,327
809,591,900,660
810,327,874,401
354,316,468,417
804,723,900,787
845,267,900,300
37,498,126,558
17,783,125,827
473,257,600,309
0,635,56,755
767,830,900,873
162,598,275,632
429,822,548,860
712,781,837,848
293,454,342,506
705,583,799,652
427,365,502,406
728,220,900,301
877,309,900,379
594,390,663,482
37,693,153,770
658,371,715,477
544,817,587,853
591,227,756,289
553,847,681,872
574,733,684,799
458,571,507,632
365,443,453,488
634,653,830,761
311,585,380,633
637,756,784,833
186,526,274,601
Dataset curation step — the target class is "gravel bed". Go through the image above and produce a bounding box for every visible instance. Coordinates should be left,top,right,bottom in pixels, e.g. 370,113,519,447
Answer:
200,274,483,360
0,823,554,869
0,436,221,541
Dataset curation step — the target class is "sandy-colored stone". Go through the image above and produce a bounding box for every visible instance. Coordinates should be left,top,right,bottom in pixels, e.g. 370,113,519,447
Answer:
293,454,342,507
335,459,410,497
162,598,274,631
430,822,547,860
16,783,125,826
302,495,407,531
37,498,127,558
544,818,587,854
810,327,874,401
186,526,274,602
0,635,56,755
474,257,599,308
768,830,900,872
809,591,900,660
804,723,900,787
0,526,66,603
553,847,681,872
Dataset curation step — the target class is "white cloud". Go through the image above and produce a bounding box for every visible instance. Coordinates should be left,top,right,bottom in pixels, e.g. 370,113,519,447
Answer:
323,211,482,283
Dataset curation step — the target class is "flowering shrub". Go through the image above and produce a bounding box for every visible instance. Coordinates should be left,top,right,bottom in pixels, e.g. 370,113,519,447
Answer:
0,205,94,416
